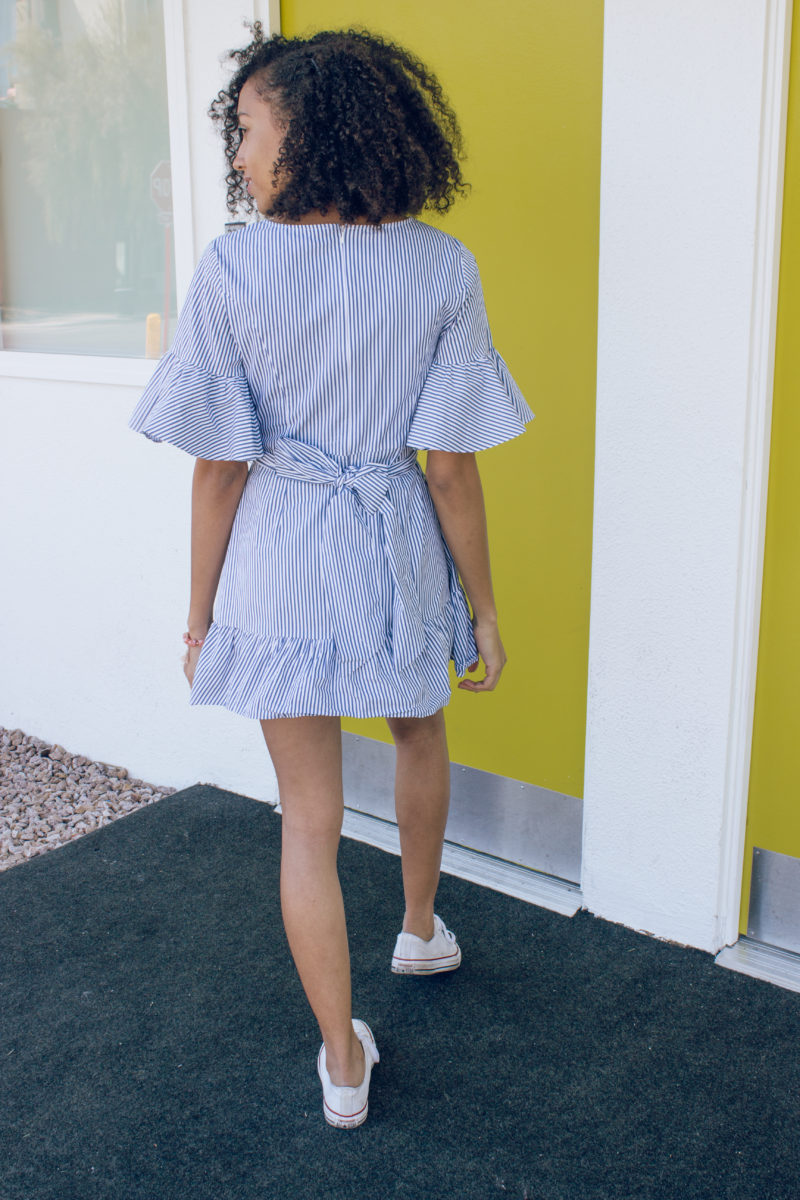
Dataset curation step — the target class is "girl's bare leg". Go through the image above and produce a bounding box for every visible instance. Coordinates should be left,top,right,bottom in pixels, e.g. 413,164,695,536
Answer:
386,709,450,941
259,715,364,1088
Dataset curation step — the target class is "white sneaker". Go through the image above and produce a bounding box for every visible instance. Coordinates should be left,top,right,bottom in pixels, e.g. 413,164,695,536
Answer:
391,913,462,975
316,1018,380,1129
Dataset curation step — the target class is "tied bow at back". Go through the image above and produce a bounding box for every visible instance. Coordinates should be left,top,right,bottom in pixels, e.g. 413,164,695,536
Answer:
255,437,427,671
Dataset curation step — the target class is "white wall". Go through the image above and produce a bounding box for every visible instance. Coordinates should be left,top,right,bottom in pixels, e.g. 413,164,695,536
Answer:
583,0,790,952
0,371,273,800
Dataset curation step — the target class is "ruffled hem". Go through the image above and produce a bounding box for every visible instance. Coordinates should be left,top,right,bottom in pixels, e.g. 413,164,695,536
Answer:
128,353,264,461
407,349,534,453
188,619,476,720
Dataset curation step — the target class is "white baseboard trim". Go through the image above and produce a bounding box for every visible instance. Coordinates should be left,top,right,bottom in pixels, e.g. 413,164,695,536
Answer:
715,936,800,994
338,806,582,917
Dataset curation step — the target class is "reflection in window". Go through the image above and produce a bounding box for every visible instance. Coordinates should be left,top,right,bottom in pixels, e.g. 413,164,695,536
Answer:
0,0,177,357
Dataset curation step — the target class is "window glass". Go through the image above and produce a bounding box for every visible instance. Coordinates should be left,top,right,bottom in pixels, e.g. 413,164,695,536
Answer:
0,0,177,357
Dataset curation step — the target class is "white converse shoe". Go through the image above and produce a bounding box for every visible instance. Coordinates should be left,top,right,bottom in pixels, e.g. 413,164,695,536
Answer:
391,913,462,975
316,1019,380,1129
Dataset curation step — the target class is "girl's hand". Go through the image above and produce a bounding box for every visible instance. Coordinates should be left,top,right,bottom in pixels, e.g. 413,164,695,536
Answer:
183,642,205,687
457,617,507,693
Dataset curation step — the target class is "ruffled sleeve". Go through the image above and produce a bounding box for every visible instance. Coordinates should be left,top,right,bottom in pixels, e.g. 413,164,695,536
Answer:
127,240,264,460
407,244,534,453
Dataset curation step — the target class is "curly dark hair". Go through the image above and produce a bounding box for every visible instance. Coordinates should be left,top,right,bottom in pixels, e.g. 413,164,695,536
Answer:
208,24,469,225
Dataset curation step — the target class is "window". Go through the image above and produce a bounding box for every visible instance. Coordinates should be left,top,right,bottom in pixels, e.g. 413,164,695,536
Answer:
0,0,177,357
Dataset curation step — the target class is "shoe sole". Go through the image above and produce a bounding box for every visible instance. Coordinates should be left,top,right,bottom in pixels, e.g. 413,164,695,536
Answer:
322,1100,369,1129
390,948,462,974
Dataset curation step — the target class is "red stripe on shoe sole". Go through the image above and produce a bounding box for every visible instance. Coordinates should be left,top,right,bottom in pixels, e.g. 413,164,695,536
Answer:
392,951,460,964
324,1098,368,1121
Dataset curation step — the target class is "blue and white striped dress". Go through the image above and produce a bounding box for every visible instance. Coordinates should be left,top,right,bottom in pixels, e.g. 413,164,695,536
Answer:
128,217,533,719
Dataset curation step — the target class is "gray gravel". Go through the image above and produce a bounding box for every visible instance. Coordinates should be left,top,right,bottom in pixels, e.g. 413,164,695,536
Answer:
0,726,178,872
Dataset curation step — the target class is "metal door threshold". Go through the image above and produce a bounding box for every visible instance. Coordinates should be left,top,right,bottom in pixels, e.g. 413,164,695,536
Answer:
715,936,800,995
340,807,582,917
340,732,583,887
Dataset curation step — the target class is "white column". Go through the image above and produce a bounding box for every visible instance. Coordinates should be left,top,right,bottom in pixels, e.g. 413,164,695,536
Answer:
582,0,791,952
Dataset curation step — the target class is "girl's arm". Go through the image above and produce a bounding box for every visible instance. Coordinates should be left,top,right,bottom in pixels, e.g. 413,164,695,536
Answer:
424,450,507,692
186,459,249,641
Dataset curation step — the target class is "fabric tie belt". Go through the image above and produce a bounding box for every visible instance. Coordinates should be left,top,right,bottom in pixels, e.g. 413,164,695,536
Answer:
255,437,427,671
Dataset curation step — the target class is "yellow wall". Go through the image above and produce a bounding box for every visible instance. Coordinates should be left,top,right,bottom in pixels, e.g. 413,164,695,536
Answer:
740,1,800,932
281,1,603,796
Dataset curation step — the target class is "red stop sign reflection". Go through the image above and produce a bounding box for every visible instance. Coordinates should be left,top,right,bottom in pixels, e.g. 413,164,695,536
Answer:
150,161,172,212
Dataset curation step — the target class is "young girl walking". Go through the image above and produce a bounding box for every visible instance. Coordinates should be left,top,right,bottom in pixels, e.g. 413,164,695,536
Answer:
128,25,533,1129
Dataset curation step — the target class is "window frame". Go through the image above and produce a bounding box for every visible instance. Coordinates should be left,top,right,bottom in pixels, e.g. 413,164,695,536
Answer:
0,0,279,384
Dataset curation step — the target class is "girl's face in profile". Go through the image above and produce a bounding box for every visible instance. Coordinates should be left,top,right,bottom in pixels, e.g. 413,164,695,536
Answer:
233,77,285,215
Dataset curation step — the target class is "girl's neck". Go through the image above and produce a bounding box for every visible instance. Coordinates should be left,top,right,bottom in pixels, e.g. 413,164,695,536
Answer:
270,209,405,226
